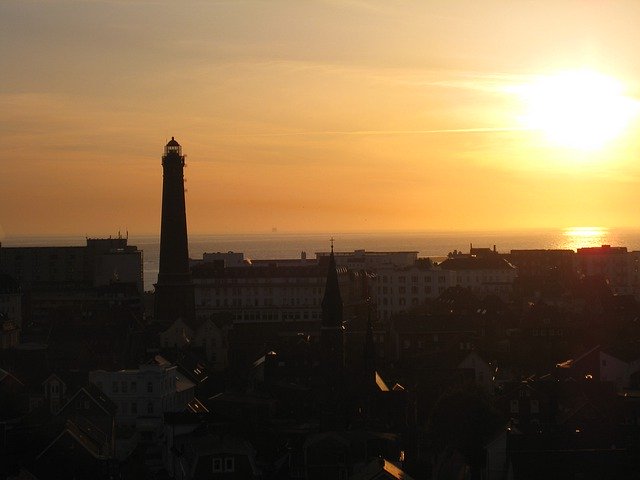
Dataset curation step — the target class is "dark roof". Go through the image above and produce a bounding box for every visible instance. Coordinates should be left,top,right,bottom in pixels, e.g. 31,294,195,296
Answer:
166,136,180,146
439,257,515,271
37,419,107,461
191,263,329,279
59,382,117,416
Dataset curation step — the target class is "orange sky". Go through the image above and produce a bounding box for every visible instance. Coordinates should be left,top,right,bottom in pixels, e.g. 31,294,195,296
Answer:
2,1,640,237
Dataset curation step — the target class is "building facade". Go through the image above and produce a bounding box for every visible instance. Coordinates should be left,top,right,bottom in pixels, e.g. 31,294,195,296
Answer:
89,362,195,426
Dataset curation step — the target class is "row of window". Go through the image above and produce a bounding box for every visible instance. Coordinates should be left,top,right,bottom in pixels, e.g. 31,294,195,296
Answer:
380,289,446,306
213,457,235,472
199,297,320,308
379,286,432,294
510,399,539,414
231,311,320,321
118,401,154,415
380,275,446,284
97,380,154,394
199,286,323,295
403,336,440,349
201,277,324,285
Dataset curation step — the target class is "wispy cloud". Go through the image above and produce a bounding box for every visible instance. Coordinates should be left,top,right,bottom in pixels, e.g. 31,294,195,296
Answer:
213,126,529,138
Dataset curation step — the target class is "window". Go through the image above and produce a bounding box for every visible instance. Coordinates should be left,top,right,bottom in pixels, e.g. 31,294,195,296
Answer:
121,381,127,393
112,381,118,393
147,382,153,393
530,399,539,414
510,399,519,414
131,381,137,392
131,402,137,414
224,457,235,472
213,458,222,472
147,402,154,414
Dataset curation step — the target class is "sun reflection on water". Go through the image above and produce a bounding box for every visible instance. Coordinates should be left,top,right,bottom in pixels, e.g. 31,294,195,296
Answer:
560,226,608,251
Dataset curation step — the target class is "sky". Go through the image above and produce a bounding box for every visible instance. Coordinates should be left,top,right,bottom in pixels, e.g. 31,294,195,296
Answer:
2,0,640,237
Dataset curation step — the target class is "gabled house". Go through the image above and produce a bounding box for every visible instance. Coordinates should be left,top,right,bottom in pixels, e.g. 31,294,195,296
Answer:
32,419,114,480
159,317,229,370
0,367,26,421
56,382,117,456
556,345,640,391
495,381,552,434
171,434,261,480
303,431,402,480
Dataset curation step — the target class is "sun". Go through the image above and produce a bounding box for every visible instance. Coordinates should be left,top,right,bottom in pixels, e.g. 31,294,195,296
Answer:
516,69,639,151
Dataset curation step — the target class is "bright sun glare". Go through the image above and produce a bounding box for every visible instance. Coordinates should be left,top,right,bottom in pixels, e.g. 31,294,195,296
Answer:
517,70,639,151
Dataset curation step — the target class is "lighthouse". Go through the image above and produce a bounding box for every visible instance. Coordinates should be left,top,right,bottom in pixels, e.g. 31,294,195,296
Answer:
154,137,195,325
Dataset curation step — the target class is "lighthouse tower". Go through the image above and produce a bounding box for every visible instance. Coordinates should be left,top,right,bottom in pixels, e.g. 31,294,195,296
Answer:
154,137,195,325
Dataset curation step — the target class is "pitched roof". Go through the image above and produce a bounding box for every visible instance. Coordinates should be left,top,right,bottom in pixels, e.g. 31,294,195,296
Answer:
351,458,416,480
37,419,107,460
58,383,117,416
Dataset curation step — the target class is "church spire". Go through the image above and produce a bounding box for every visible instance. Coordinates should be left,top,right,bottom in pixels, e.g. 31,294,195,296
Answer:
321,240,343,328
319,239,345,428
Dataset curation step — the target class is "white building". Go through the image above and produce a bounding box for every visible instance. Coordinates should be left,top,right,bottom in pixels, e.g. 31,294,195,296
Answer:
372,255,517,320
316,249,419,270
576,245,640,296
191,261,357,324
439,256,517,298
374,265,448,320
89,362,195,427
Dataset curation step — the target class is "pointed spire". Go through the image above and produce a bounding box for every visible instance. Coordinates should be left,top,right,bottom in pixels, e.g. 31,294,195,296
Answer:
322,239,343,328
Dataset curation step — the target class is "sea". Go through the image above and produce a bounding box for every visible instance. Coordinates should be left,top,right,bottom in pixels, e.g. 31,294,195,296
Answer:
3,228,640,292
